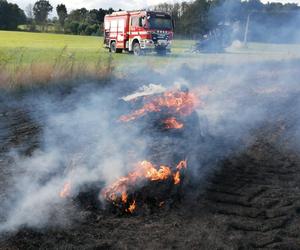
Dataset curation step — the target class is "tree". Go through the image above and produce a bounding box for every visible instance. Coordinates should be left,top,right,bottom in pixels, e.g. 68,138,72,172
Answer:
25,3,34,19
68,8,88,22
179,0,211,37
25,3,36,31
66,21,80,34
0,0,26,30
33,0,53,30
97,8,110,22
88,9,100,25
56,4,67,28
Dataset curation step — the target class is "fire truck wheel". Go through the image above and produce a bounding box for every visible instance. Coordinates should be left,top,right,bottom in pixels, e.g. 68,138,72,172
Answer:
133,42,142,56
110,41,117,53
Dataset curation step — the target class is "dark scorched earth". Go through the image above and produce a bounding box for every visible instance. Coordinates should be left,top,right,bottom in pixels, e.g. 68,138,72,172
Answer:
1,62,300,249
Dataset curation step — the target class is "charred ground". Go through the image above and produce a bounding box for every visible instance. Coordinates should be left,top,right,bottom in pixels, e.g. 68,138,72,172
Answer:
1,60,300,249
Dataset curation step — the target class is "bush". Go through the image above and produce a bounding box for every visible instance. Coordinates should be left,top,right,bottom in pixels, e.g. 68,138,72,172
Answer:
85,24,99,36
29,24,37,32
66,21,80,34
78,23,88,35
64,21,100,36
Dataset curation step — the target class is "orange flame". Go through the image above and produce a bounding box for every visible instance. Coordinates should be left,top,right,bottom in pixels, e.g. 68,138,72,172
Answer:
176,160,187,170
174,171,181,185
60,181,71,198
101,160,187,213
121,192,128,203
127,200,136,213
120,90,199,122
142,161,172,181
163,117,184,129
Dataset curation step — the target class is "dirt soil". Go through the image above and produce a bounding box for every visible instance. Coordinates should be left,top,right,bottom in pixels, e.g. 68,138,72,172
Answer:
1,73,300,249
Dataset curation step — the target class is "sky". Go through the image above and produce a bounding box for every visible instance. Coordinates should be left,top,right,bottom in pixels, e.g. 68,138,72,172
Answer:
9,0,300,14
10,0,177,12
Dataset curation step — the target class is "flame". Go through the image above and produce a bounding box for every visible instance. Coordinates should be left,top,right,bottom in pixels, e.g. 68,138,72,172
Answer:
163,117,184,129
60,181,71,198
101,160,187,213
176,160,187,170
142,161,172,181
174,171,181,185
121,192,128,203
127,200,136,213
120,90,199,122
174,160,187,184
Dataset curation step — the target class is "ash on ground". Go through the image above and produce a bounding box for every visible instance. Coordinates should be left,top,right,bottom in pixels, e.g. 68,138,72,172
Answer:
1,61,300,249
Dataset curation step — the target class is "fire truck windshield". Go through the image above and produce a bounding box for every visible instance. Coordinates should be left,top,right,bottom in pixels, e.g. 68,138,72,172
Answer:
148,16,172,30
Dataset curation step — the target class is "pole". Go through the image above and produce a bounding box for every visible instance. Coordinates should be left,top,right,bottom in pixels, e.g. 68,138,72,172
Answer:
243,11,253,47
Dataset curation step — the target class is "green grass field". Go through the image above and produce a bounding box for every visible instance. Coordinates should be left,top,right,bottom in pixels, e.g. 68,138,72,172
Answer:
0,31,194,65
1,30,300,88
0,31,112,65
0,31,198,88
2,30,300,66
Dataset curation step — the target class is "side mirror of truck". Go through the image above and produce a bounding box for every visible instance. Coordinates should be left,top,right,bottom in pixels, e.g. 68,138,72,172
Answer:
139,16,147,27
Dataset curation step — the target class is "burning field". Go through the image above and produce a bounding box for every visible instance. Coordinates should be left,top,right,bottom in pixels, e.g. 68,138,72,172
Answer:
1,59,300,249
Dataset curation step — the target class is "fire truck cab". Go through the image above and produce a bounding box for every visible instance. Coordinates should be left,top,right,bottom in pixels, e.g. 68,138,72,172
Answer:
104,11,174,55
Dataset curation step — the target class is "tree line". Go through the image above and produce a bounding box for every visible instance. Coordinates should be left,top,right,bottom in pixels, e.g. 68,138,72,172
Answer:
0,0,26,30
151,0,300,40
0,0,300,41
0,0,117,35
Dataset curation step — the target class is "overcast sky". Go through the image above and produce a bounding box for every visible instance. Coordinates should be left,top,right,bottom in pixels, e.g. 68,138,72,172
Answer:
10,0,177,12
9,0,300,14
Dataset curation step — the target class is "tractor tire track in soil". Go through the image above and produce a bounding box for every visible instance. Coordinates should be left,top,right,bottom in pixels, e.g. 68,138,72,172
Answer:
1,105,300,249
202,125,300,249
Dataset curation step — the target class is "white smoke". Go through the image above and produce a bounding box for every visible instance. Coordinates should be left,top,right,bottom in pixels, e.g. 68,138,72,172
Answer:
1,58,300,233
121,83,166,101
0,84,150,232
1,12,300,232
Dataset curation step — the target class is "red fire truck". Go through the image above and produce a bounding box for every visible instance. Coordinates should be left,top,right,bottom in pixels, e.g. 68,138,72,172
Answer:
104,11,174,55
